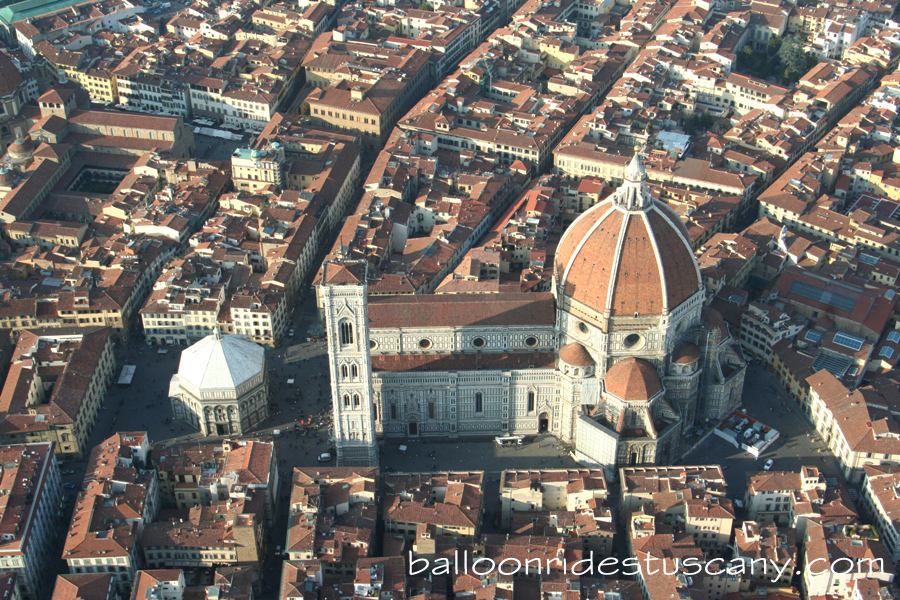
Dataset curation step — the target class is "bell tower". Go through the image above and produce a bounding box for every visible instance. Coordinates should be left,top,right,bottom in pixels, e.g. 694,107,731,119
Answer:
320,259,378,466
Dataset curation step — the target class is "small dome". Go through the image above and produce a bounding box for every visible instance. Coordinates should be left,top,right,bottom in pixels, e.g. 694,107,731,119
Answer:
0,167,14,185
673,342,701,364
559,342,594,367
605,357,662,401
7,136,32,155
6,133,33,160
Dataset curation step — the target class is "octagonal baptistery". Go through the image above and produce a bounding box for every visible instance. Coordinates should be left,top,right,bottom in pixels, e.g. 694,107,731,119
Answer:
169,330,269,436
554,152,704,373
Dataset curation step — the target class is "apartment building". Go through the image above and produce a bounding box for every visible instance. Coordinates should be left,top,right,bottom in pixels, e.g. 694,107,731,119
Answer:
499,469,608,528
140,256,227,347
809,370,900,484
732,521,796,587
153,439,278,519
383,472,483,540
802,520,894,599
141,497,264,569
861,464,900,566
287,467,377,577
0,328,114,456
64,432,159,598
745,466,825,526
739,302,806,361
303,44,432,152
0,443,60,600
619,465,727,516
51,574,115,600
129,570,184,600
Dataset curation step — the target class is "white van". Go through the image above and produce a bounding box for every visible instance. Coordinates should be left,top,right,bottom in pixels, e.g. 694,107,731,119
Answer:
494,435,524,447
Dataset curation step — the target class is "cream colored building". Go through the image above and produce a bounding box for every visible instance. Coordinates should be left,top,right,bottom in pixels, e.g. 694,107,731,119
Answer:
499,469,608,528
0,328,114,456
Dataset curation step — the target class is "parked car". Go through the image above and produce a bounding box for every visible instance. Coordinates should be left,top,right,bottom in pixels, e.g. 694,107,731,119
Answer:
288,329,295,337
764,459,774,471
317,453,331,462
64,483,76,489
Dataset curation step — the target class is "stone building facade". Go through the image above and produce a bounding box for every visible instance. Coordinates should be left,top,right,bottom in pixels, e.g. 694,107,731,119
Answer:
322,154,746,472
168,330,269,436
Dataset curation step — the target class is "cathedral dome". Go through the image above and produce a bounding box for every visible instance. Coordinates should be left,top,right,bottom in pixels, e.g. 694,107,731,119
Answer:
555,152,701,317
605,357,662,401
559,342,594,366
673,342,701,364
175,330,265,391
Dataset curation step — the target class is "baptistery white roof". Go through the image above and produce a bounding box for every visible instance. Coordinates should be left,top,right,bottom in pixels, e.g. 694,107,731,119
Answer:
176,330,265,390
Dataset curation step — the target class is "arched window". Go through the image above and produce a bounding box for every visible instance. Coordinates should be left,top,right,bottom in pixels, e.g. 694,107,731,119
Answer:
351,364,358,379
475,392,483,414
373,403,378,421
341,365,348,379
353,394,360,408
339,320,354,345
390,402,397,420
343,395,350,408
527,391,535,413
428,401,435,419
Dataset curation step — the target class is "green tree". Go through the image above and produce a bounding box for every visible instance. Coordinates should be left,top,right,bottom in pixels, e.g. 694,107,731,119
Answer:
777,34,816,84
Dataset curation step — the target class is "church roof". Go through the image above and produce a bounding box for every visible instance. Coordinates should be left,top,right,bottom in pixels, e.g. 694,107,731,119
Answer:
368,292,554,329
555,153,701,317
175,331,264,390
558,342,595,366
322,261,366,285
673,342,701,364
605,358,662,401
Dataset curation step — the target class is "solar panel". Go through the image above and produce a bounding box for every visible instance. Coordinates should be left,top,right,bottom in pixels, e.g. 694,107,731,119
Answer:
833,332,864,351
888,331,900,343
812,352,852,377
789,281,856,313
804,330,823,343
859,253,879,265
880,347,894,359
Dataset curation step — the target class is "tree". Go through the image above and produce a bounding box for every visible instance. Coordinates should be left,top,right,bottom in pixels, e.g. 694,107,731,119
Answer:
777,34,816,84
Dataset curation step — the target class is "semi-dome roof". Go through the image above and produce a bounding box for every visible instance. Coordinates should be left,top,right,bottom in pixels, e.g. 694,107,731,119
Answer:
6,133,33,158
559,342,594,366
673,342,701,364
555,152,701,317
605,357,662,401
176,330,265,390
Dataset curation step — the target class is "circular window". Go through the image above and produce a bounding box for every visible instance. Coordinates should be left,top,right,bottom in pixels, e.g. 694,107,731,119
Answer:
472,337,485,348
369,340,377,350
675,320,685,333
418,338,432,349
577,321,589,335
525,336,538,347
623,333,644,350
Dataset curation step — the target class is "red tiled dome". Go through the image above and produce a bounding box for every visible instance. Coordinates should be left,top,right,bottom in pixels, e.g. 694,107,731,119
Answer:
559,342,594,366
605,357,662,401
555,154,701,317
673,342,701,364
6,134,33,157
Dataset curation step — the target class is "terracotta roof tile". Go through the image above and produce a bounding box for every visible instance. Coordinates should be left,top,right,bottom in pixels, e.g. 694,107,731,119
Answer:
605,358,662,401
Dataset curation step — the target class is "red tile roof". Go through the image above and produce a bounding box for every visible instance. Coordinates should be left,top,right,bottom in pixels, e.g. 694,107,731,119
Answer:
558,343,594,366
368,292,554,329
556,200,700,317
605,358,662,401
